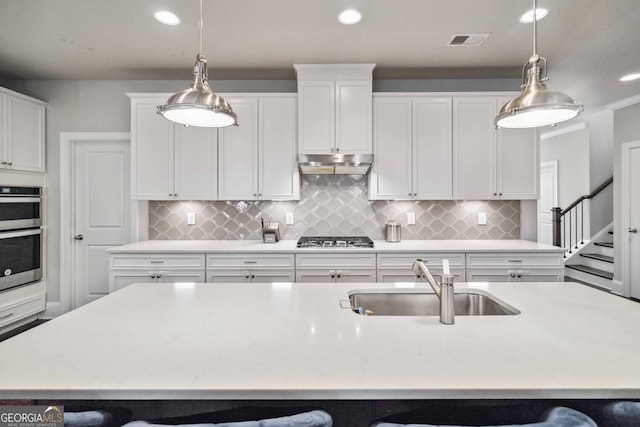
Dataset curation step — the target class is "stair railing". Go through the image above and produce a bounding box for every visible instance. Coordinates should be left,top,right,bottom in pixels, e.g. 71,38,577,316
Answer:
552,176,613,257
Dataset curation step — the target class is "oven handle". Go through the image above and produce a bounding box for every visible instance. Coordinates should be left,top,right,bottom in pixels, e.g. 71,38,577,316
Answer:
0,197,41,203
0,228,42,239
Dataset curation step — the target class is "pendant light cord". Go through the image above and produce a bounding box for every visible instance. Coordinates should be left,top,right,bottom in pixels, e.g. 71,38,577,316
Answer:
532,0,538,58
198,0,203,55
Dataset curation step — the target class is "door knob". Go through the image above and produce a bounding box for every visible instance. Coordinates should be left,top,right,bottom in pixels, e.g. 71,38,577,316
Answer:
74,234,84,240
630,227,638,233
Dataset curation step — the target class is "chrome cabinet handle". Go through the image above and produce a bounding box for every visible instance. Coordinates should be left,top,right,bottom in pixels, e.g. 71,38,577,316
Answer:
630,227,638,233
244,260,257,264
74,234,84,240
150,260,164,264
0,312,14,319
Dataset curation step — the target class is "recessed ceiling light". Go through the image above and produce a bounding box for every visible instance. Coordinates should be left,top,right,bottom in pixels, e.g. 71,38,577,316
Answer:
620,73,640,82
338,9,362,25
519,8,548,23
154,10,181,26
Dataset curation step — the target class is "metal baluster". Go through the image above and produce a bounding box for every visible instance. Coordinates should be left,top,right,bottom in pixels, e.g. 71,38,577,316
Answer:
563,214,567,258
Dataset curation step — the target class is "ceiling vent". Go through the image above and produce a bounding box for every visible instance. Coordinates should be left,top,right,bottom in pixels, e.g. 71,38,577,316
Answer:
448,33,490,46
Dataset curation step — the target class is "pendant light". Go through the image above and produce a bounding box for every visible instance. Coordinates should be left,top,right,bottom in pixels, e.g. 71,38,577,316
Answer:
495,0,582,129
158,0,237,128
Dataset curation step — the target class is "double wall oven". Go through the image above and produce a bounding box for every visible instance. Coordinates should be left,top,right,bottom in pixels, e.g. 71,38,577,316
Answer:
0,186,43,292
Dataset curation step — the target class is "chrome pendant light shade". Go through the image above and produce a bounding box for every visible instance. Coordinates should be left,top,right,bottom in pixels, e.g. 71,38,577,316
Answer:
495,0,582,129
158,0,237,128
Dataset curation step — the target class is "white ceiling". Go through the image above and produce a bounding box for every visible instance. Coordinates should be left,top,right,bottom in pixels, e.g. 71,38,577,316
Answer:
1,0,639,113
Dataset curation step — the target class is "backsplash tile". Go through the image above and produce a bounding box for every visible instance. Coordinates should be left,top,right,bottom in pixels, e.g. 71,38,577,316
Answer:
149,175,520,240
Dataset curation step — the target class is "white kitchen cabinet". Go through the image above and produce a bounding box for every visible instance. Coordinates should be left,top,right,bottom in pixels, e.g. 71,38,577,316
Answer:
295,64,374,155
0,87,46,172
295,253,376,283
218,95,299,200
206,253,295,283
453,96,538,200
129,94,218,200
109,253,206,292
370,95,452,200
376,252,465,282
465,252,563,283
0,281,45,335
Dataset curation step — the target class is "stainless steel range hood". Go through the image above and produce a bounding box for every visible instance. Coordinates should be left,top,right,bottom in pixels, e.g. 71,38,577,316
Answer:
297,153,373,175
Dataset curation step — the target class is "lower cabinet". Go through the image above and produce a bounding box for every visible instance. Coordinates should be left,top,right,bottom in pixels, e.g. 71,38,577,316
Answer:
377,252,466,282
109,254,206,292
295,253,376,283
206,253,295,283
465,252,564,283
0,281,46,334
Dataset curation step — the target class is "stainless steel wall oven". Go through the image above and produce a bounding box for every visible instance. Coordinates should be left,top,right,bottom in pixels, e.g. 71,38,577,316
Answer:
0,186,43,292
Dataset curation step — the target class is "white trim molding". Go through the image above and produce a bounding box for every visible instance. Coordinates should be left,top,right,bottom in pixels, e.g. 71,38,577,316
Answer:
540,122,588,140
606,93,640,111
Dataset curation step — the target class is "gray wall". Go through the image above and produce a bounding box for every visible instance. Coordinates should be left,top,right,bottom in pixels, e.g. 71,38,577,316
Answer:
0,76,525,310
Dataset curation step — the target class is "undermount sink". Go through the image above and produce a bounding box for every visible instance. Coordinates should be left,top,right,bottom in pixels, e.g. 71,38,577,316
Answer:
347,289,520,316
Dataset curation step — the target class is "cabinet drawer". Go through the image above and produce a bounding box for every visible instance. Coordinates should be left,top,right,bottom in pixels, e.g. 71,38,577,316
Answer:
206,253,295,269
110,254,206,269
377,269,465,283
0,295,45,329
465,252,563,268
296,253,376,269
377,252,465,270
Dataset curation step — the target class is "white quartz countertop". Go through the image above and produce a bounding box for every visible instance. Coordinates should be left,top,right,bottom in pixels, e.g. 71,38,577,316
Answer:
1,281,639,400
107,239,565,253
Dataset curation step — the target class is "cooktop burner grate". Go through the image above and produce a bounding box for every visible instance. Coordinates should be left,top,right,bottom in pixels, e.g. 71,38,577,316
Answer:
296,236,374,248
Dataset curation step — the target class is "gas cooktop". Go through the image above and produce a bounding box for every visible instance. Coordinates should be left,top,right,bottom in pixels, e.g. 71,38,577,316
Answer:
296,236,374,248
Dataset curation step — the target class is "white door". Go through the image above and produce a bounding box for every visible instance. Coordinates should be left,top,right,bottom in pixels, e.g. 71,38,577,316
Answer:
74,141,131,307
538,161,558,245
622,141,640,299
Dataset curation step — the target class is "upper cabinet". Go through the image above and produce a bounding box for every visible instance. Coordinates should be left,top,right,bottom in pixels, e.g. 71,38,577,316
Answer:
0,87,46,173
370,95,453,200
129,94,218,200
218,94,299,201
295,64,375,154
452,96,538,200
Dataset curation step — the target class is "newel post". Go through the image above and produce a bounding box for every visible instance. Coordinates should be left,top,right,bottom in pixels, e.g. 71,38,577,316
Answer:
551,207,562,247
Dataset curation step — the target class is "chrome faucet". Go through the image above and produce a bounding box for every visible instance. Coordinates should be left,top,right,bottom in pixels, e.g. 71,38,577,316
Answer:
412,259,455,325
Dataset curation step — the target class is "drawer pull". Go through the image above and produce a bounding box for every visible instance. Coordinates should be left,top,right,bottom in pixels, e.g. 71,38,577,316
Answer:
244,260,257,264
150,260,164,264
0,312,14,319
508,259,523,263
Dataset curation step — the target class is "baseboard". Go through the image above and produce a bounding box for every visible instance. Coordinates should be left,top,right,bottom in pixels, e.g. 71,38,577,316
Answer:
610,279,626,297
41,301,63,319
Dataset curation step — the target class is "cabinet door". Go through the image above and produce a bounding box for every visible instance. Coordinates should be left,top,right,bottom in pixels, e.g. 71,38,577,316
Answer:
465,269,513,283
251,270,296,283
496,97,538,199
218,98,259,200
131,97,174,199
453,97,496,199
4,95,45,172
335,270,377,283
295,270,335,283
297,81,334,154
207,271,251,283
259,97,299,200
110,270,156,292
335,80,372,154
158,270,206,283
370,97,413,200
174,125,218,200
414,97,453,199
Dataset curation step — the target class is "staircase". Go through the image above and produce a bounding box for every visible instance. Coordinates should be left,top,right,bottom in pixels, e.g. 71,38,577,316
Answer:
564,228,614,291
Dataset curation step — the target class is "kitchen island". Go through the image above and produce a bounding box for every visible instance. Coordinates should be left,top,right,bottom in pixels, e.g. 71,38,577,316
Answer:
1,280,639,400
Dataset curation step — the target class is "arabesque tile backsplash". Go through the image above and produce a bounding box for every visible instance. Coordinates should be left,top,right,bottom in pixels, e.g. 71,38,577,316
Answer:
149,175,520,240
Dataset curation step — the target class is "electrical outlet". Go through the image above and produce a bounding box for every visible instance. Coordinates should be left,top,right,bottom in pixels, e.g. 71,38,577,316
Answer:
286,212,295,225
187,212,196,225
407,212,416,225
478,212,487,225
